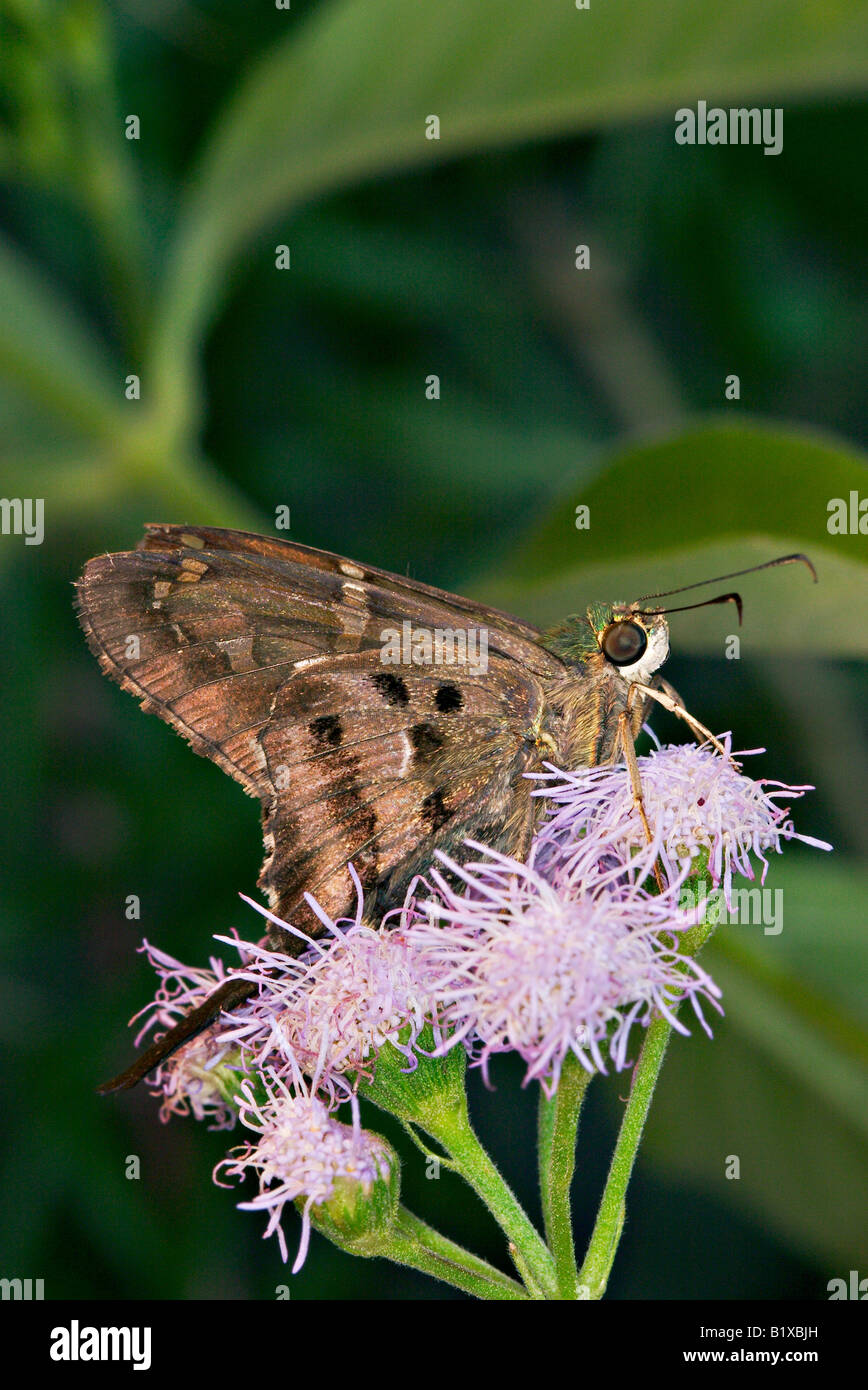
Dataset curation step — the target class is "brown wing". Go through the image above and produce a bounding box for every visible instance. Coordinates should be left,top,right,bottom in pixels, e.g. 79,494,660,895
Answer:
76,525,563,932
134,524,562,676
256,650,545,927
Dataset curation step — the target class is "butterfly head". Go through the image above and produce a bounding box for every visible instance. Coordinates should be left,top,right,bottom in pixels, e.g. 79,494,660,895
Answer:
542,553,819,686
589,601,670,684
543,600,669,684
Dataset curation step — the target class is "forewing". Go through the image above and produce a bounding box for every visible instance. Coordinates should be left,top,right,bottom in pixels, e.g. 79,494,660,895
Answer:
136,525,563,676
76,525,564,800
76,539,304,799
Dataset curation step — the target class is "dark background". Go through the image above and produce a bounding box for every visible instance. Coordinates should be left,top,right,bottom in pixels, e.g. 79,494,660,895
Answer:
0,0,866,1299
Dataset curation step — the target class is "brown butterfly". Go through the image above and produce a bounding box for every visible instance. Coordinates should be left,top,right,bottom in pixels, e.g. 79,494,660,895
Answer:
76,525,813,1089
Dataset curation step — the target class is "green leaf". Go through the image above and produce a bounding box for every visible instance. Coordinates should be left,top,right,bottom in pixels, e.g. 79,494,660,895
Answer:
479,419,868,655
642,857,868,1269
0,230,123,439
150,0,868,403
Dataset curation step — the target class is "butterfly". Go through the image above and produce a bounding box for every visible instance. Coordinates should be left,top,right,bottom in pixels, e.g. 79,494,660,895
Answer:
76,525,813,1087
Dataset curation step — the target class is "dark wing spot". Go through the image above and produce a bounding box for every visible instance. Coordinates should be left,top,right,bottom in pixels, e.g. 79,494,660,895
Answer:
309,714,343,748
422,789,451,831
369,672,410,706
434,683,463,713
410,721,444,762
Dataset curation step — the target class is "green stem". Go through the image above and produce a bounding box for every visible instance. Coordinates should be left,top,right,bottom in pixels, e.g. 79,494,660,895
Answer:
439,1110,558,1298
538,1055,592,1298
579,1014,672,1298
388,1209,529,1301
357,1037,556,1296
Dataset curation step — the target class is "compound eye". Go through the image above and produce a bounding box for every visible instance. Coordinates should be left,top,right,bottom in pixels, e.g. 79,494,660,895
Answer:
601,620,648,666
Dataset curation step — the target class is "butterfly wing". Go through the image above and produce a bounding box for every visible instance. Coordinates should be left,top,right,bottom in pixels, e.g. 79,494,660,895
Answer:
257,649,546,927
76,525,564,933
135,524,560,676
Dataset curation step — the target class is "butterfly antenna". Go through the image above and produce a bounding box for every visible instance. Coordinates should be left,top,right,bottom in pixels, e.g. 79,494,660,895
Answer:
639,591,744,625
636,552,816,604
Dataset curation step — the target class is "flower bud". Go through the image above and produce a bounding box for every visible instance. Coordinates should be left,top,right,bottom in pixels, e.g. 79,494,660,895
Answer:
306,1137,401,1257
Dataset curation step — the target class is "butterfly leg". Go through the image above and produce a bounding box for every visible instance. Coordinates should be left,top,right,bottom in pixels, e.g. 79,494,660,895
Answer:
617,701,665,892
632,680,739,767
656,676,685,712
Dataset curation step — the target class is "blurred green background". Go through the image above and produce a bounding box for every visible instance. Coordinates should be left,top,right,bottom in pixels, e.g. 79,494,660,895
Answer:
1,0,867,1300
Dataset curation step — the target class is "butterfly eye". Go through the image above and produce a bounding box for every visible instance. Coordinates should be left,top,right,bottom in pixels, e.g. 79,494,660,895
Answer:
601,620,648,666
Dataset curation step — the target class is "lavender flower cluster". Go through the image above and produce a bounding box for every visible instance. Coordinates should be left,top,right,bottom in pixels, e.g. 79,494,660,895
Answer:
127,738,828,1264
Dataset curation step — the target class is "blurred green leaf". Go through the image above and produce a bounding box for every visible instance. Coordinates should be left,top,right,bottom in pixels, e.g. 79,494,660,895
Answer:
0,230,123,438
479,419,868,655
643,857,868,1269
151,0,868,402
710,888,868,1144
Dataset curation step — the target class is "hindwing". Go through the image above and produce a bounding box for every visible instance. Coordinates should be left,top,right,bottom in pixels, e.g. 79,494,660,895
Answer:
256,650,545,927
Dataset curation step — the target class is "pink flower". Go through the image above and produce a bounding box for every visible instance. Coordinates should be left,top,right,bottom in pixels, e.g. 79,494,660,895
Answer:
533,736,831,904
405,844,721,1094
213,871,437,1102
215,1067,395,1269
132,941,246,1129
